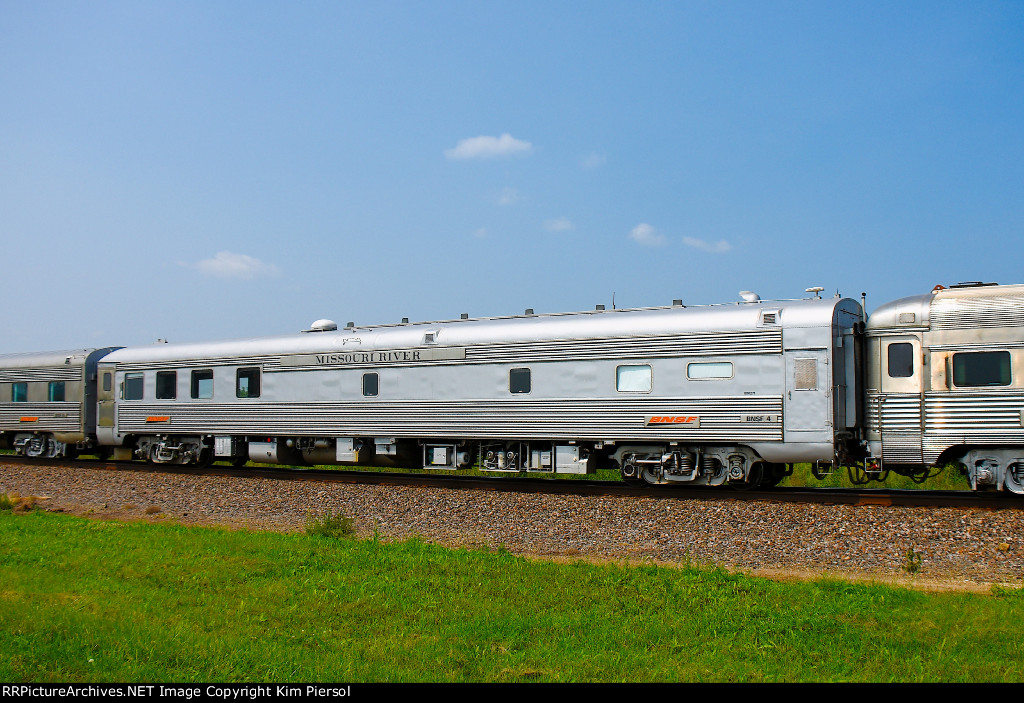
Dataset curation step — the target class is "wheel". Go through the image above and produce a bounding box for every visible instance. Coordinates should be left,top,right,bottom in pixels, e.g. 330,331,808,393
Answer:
1005,463,1024,495
641,466,666,485
730,462,762,491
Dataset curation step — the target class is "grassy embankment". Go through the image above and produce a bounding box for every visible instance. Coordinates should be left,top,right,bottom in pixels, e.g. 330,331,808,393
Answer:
0,498,1020,683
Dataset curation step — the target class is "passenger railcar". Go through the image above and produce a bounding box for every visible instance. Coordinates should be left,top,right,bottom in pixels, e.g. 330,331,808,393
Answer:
865,283,1024,493
0,348,120,457
93,294,862,487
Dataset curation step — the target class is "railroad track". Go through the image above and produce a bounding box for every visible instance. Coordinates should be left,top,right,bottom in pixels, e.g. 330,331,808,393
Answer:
3,454,1020,511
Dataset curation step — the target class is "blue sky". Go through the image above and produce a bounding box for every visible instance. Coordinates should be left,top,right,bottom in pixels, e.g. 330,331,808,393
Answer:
2,1,1022,352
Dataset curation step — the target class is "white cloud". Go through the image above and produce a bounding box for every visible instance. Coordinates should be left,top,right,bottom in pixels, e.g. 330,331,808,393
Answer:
629,223,666,247
497,188,520,206
191,251,279,279
683,236,733,254
544,217,574,232
445,133,533,160
582,152,606,168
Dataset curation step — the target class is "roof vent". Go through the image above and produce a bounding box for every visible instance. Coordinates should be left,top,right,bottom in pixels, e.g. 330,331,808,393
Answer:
739,291,760,303
525,308,535,316
460,313,469,319
595,304,606,311
302,319,338,333
345,321,355,329
672,299,684,307
402,317,409,324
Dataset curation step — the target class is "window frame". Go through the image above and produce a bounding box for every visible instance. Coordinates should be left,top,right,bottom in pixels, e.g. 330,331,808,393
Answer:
48,381,65,402
156,371,177,400
509,367,532,394
123,373,144,400
887,342,914,378
236,367,261,399
362,372,379,397
615,364,653,393
952,350,1012,388
686,361,734,381
190,369,214,399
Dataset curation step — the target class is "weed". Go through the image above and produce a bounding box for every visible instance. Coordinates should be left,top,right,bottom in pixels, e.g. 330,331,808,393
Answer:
144,506,162,515
0,493,12,511
305,510,356,539
903,548,924,575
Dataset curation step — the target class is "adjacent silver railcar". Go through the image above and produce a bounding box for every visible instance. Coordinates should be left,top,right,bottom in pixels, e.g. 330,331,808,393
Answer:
0,348,121,457
96,294,863,486
865,282,1024,493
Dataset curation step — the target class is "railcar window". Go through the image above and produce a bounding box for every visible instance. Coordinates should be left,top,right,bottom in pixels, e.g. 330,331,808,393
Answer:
362,372,379,397
952,351,1011,387
887,343,914,378
510,368,531,394
12,383,26,402
687,362,733,380
236,368,261,398
156,371,177,400
616,364,652,392
102,373,112,392
48,382,65,402
124,373,144,400
191,370,214,399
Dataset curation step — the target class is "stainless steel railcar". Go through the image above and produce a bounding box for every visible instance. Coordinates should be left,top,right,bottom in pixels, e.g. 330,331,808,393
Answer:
94,294,863,487
866,282,1024,493
0,348,121,457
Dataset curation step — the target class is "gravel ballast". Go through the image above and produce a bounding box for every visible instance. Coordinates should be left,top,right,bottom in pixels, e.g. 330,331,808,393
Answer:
2,462,1022,592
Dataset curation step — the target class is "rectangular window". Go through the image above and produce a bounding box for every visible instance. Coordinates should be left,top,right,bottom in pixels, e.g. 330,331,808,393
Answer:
124,373,144,400
236,368,261,398
616,364,652,392
887,342,914,378
48,382,65,402
510,368,531,394
687,362,733,380
362,372,379,397
102,372,112,392
156,371,177,400
12,383,26,402
191,370,214,399
953,351,1011,387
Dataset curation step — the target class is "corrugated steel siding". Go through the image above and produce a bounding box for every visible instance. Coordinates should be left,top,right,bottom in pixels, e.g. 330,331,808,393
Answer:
117,396,784,442
931,295,1024,330
0,367,82,383
114,329,784,372
0,402,82,433
872,391,1024,463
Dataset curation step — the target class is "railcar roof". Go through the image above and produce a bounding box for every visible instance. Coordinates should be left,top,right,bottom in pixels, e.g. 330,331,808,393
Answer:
0,348,104,370
102,296,857,365
866,282,1024,331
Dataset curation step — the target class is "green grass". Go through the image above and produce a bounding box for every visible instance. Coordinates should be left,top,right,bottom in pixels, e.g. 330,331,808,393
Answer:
0,508,1022,682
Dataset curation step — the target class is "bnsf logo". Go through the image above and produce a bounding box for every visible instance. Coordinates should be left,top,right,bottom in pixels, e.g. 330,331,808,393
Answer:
647,416,698,424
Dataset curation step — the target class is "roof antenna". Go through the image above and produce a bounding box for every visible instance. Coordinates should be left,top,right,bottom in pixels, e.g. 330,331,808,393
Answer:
612,292,616,310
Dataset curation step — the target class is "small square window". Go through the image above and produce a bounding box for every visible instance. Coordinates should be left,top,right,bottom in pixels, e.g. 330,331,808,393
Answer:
887,343,914,378
191,370,214,399
236,368,261,398
510,368,531,394
362,372,379,397
124,373,144,400
48,382,65,402
616,364,652,392
156,371,177,400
